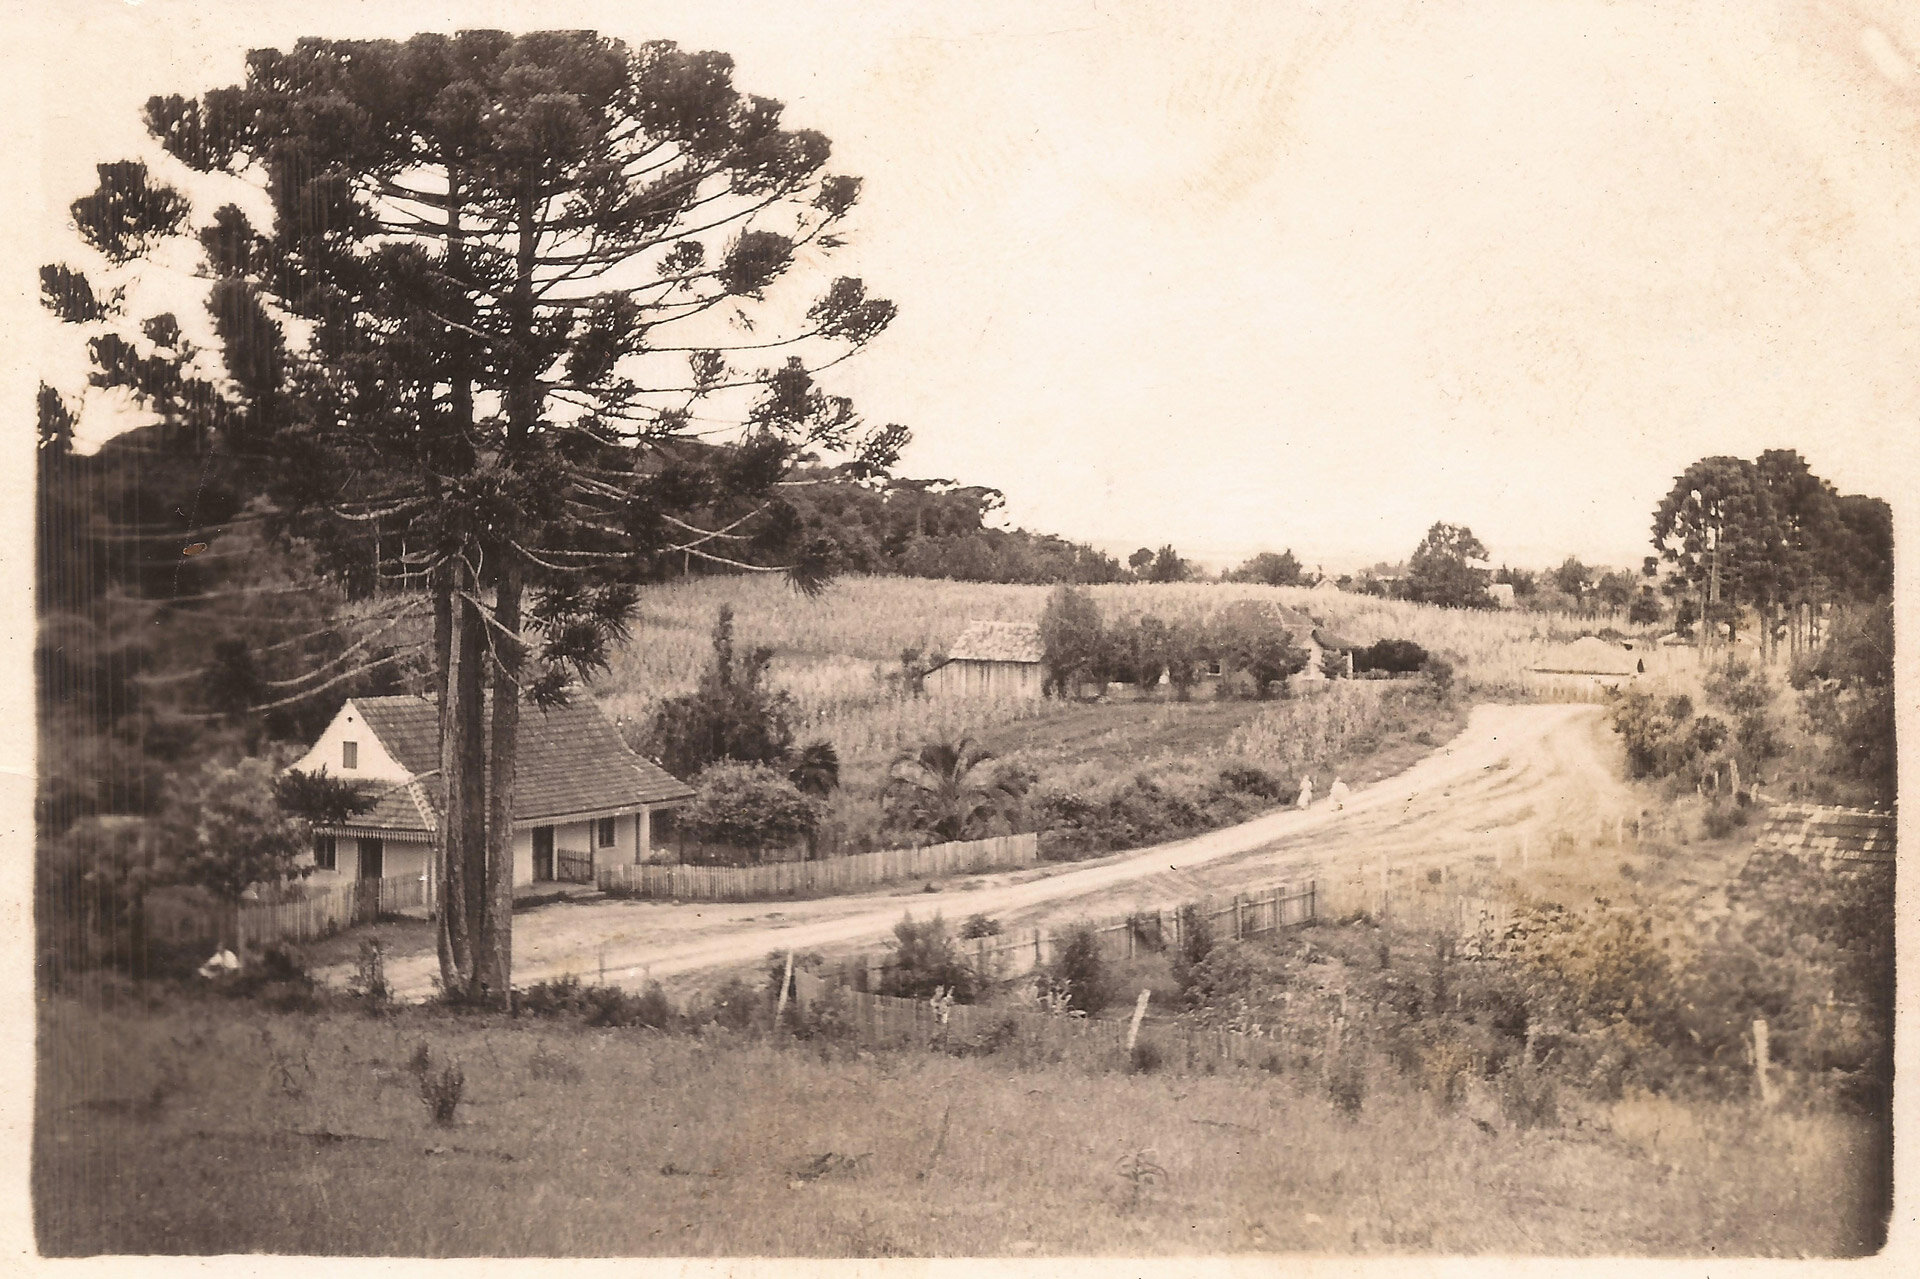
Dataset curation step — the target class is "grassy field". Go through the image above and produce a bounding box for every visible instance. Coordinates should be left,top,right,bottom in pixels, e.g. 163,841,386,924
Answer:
34,987,1882,1257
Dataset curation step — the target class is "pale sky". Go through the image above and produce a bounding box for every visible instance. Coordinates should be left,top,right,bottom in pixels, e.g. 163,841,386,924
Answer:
11,0,1920,573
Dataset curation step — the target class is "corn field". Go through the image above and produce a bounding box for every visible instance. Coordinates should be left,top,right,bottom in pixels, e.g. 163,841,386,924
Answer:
594,574,1606,777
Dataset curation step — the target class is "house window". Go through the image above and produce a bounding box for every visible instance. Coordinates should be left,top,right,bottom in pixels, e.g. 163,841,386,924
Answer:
342,740,359,769
314,834,337,872
597,817,617,848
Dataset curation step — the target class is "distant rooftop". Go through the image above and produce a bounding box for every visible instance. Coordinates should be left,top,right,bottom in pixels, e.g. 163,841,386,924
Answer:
1531,635,1635,676
1750,804,1894,865
944,620,1044,664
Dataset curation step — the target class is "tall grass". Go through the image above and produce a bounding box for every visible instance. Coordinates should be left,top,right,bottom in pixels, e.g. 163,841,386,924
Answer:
36,992,1885,1256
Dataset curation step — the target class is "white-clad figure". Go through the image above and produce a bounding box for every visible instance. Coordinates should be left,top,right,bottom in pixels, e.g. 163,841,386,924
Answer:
1296,776,1314,809
198,947,240,979
1327,778,1350,811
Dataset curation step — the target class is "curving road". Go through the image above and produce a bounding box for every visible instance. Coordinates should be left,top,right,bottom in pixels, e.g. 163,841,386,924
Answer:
374,701,1633,999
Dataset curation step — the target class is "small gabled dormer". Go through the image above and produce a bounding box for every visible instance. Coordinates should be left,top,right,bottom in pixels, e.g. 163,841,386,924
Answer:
286,699,413,783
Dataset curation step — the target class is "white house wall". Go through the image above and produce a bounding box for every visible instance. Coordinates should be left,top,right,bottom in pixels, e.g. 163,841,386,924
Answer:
298,836,431,888
286,700,413,784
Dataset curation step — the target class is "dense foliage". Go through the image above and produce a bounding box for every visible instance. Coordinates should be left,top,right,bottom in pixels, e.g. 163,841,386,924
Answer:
644,607,798,780
679,762,820,854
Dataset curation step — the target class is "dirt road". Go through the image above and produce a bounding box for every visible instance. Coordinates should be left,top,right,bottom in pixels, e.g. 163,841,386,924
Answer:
374,701,1632,999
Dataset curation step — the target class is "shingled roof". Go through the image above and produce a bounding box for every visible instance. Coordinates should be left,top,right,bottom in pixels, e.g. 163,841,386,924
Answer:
1750,804,1895,866
319,776,439,840
942,620,1044,664
346,695,693,824
1531,636,1635,676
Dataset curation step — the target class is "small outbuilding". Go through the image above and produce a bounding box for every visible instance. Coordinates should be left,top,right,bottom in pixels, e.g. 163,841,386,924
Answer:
1529,636,1636,689
924,620,1046,699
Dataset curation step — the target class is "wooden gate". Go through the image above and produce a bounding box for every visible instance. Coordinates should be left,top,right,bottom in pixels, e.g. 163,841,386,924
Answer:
556,850,595,885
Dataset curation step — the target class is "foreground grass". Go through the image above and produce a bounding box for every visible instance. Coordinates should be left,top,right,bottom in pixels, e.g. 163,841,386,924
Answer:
36,991,1880,1257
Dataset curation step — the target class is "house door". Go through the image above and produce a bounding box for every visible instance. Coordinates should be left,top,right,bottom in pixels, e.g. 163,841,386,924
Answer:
358,837,385,880
532,826,555,881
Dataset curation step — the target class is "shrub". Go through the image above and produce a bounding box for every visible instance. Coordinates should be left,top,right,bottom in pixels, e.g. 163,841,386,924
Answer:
691,976,765,1030
1326,1054,1367,1116
1701,803,1751,840
1355,638,1427,675
1171,902,1217,994
519,976,588,1017
584,983,677,1030
1496,1061,1559,1128
960,913,1003,940
1216,765,1286,800
528,1044,585,1083
1048,924,1116,1014
349,940,391,1007
1129,1039,1165,1074
643,605,797,778
878,913,979,1002
680,762,819,854
419,1057,465,1126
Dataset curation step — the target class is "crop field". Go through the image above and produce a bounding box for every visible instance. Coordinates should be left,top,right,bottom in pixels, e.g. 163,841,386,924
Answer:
594,574,1619,797
604,575,1606,720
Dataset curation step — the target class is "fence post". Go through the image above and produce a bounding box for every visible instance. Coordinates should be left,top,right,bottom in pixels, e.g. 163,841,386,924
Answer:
1126,989,1151,1059
1378,855,1389,919
1752,1018,1772,1105
775,950,795,1029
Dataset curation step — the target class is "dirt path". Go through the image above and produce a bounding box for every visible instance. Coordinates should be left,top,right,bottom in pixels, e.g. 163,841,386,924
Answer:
370,701,1631,999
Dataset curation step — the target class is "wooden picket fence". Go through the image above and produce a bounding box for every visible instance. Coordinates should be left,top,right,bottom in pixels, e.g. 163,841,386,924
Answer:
597,833,1038,902
817,986,1275,1076
829,878,1319,991
142,873,431,950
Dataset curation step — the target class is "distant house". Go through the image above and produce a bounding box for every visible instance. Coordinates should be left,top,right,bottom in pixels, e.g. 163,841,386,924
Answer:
924,620,1046,699
1487,582,1517,609
286,695,694,892
1529,636,1636,689
1742,804,1893,884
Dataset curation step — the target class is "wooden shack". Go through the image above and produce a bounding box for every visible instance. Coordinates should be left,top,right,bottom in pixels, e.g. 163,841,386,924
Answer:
924,620,1046,700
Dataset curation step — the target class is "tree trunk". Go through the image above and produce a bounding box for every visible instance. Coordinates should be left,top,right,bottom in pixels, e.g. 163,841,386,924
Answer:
433,570,470,994
454,588,489,998
468,193,541,1008
474,566,523,1008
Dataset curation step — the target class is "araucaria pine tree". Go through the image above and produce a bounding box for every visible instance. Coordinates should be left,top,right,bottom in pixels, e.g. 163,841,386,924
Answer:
52,32,907,1005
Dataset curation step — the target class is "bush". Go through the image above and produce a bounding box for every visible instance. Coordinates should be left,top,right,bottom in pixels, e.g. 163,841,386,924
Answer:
1701,803,1751,840
1355,638,1427,675
1326,1054,1367,1116
960,913,1003,940
680,762,820,854
418,1056,465,1126
584,983,677,1030
1215,765,1286,800
878,913,979,1002
1496,1061,1559,1128
690,976,765,1031
349,940,391,1007
644,606,796,778
1048,924,1116,1014
1171,903,1218,995
519,975,588,1017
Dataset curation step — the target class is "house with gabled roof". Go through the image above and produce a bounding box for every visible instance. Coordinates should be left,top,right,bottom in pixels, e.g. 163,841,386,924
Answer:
924,620,1046,699
286,695,694,893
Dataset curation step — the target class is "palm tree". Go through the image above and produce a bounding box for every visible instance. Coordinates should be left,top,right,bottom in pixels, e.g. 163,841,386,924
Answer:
785,740,842,798
883,736,1027,843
